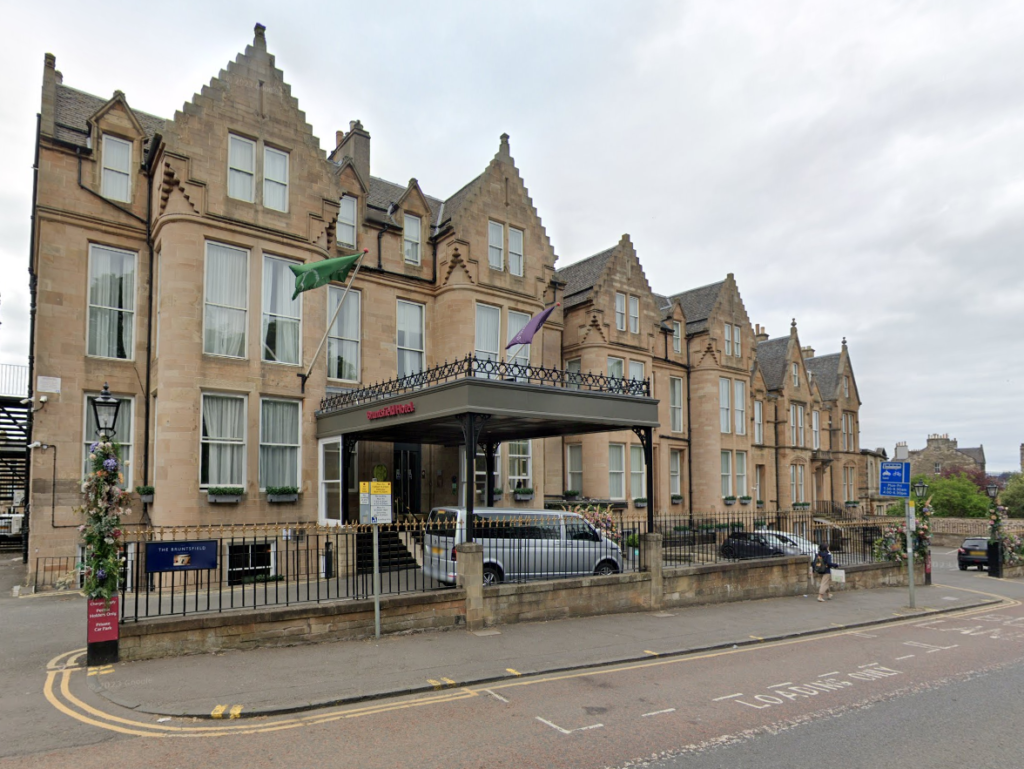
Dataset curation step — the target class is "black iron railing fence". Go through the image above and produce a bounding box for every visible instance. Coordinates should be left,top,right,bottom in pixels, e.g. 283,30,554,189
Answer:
318,354,651,414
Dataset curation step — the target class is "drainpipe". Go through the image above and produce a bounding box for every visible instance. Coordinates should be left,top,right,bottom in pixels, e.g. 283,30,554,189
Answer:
773,400,781,510
685,335,694,514
141,135,161,525
24,114,41,563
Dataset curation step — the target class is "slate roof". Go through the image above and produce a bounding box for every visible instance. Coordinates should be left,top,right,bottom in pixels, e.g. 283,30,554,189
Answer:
553,247,616,308
54,84,166,152
755,336,790,391
440,174,483,225
653,293,672,312
366,176,444,227
804,353,841,400
959,446,986,465
669,280,725,335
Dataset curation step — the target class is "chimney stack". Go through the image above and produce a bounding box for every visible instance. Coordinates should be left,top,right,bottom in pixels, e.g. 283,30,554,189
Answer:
335,120,370,182
754,324,769,343
801,345,815,359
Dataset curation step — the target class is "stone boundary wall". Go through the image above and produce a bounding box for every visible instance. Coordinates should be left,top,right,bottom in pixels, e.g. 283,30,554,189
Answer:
119,557,911,660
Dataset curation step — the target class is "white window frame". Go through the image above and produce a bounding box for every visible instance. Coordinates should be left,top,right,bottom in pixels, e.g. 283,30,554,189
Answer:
203,241,249,359
734,380,746,435
508,440,532,490
628,296,639,334
812,410,821,450
792,362,799,387
608,444,625,500
735,451,747,497
318,436,356,526
228,134,256,203
669,377,683,433
719,377,731,434
507,310,531,370
475,445,501,499
628,360,645,383
672,321,681,353
508,226,524,276
607,356,624,380
724,323,732,356
615,293,626,331
200,392,247,488
488,221,504,271
337,195,357,249
82,393,134,488
754,401,763,444
798,464,805,502
567,444,583,494
844,375,850,398
404,213,421,265
396,299,425,377
327,287,361,382
261,254,302,365
566,358,582,391
733,324,742,357
721,451,732,498
475,303,501,377
87,243,137,361
259,397,301,490
263,146,289,212
101,134,132,202
630,444,646,501
754,464,763,503
670,449,681,496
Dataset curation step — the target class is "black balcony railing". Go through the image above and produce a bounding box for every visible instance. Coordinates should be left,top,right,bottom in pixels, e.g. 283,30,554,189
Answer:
319,354,651,414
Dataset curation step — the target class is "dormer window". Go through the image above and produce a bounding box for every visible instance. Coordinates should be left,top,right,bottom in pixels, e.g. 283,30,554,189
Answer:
792,362,799,387
263,147,289,212
338,195,357,249
101,134,132,202
228,134,256,202
404,213,421,265
672,321,681,353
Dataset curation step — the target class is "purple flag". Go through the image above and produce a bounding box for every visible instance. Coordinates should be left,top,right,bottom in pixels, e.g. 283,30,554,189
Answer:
506,303,560,349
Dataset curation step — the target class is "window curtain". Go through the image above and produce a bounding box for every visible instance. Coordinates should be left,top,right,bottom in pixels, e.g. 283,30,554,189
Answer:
397,301,423,377
264,149,288,211
328,288,360,380
338,196,357,247
202,396,245,485
567,444,582,492
228,136,254,201
630,445,645,499
608,445,624,499
508,228,523,276
404,215,420,263
262,257,300,364
566,358,582,390
102,136,131,201
205,244,247,357
88,246,135,359
488,222,503,269
260,400,299,488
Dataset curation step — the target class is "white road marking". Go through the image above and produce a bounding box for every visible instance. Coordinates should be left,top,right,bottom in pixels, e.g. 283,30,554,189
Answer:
536,717,603,734
895,655,915,660
818,671,840,677
851,632,877,638
904,641,959,653
767,682,793,689
857,662,880,668
484,689,509,703
713,693,743,701
641,708,676,717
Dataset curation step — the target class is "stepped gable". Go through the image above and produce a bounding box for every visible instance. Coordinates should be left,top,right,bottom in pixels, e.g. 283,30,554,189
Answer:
669,280,725,335
755,336,790,390
439,173,483,225
53,83,165,151
554,247,615,308
804,353,841,400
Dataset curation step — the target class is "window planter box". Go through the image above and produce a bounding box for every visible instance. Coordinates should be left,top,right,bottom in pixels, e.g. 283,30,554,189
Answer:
739,496,752,505
633,499,647,508
844,501,860,508
135,486,154,504
267,493,298,503
724,497,736,506
756,500,765,507
671,495,683,505
793,503,810,511
514,492,534,502
207,487,244,504
139,494,154,505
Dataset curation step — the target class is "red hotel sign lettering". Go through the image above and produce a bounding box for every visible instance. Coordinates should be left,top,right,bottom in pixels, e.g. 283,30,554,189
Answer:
367,402,415,420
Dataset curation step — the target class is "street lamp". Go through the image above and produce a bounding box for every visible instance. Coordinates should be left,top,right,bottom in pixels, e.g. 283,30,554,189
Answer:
91,383,120,439
986,483,999,500
913,480,928,499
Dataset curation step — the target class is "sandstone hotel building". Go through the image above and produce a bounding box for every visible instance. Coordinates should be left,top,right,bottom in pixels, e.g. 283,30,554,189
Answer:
25,25,877,561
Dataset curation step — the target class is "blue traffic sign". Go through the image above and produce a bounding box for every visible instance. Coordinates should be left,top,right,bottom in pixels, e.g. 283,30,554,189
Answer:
879,461,910,498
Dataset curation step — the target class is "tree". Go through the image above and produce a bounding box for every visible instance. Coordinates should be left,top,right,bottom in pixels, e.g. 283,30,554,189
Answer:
1001,473,1024,518
923,473,991,517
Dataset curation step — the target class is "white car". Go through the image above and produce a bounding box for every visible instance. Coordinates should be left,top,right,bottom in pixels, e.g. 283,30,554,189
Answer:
757,530,817,557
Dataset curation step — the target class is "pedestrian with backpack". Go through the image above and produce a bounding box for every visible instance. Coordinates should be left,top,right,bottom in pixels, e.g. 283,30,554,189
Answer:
813,543,836,601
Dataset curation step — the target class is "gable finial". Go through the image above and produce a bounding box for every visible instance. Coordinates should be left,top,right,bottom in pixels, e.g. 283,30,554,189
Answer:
498,133,511,158
254,23,267,50
842,336,847,348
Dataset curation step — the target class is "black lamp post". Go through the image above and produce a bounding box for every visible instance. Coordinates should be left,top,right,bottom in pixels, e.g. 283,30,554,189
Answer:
91,383,120,439
912,480,930,584
986,482,1002,578
913,480,928,499
986,483,999,501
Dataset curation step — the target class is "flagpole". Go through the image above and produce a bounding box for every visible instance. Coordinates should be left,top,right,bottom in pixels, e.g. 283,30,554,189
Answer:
298,250,367,393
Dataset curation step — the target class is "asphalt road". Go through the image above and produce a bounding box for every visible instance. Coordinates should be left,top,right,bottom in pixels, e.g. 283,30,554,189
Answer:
2,548,1021,769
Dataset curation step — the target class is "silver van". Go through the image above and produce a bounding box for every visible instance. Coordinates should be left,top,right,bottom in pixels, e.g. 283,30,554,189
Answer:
422,507,624,586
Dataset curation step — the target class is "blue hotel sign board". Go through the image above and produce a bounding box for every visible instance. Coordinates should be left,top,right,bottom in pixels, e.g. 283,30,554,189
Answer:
879,461,911,498
146,540,218,573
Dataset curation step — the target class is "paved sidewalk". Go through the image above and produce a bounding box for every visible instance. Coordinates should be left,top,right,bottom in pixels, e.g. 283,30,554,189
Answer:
88,584,1000,719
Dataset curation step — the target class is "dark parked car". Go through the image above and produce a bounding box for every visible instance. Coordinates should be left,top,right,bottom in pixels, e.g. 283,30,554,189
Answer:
719,532,786,560
957,537,989,571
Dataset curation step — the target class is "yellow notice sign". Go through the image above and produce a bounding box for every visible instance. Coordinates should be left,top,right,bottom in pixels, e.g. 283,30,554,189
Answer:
370,482,391,495
359,482,370,493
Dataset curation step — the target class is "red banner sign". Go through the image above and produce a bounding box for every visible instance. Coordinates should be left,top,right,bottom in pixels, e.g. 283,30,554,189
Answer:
87,597,120,643
366,402,415,421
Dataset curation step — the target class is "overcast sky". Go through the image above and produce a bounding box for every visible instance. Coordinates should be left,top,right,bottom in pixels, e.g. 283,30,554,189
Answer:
1,1,1021,471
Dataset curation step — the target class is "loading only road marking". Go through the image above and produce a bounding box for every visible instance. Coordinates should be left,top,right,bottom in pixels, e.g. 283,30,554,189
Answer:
535,716,603,735
724,665,903,710
902,641,959,653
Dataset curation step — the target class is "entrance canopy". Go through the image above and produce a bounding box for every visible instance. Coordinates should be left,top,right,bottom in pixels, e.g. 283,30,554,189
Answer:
315,355,660,538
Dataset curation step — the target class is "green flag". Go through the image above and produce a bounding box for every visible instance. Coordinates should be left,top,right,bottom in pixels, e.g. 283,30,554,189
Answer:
289,252,362,300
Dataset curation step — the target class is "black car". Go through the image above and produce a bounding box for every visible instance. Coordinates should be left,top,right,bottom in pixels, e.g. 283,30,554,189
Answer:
957,537,989,571
719,532,786,560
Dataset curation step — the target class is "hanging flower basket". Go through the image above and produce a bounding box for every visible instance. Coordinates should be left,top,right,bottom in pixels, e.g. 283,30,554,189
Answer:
724,496,736,506
135,485,154,505
739,496,752,505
